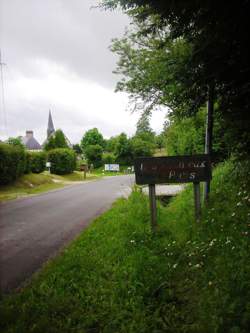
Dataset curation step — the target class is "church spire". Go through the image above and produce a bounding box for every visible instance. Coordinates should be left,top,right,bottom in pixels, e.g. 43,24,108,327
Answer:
47,110,55,138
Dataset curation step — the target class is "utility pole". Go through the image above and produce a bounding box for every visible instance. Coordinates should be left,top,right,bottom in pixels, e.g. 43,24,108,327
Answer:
204,82,214,202
0,49,8,137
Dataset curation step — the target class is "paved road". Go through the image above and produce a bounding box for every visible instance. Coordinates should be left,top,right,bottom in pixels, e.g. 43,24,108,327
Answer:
0,175,134,293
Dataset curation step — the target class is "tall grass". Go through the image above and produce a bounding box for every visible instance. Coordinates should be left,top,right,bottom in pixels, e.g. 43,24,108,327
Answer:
1,159,249,332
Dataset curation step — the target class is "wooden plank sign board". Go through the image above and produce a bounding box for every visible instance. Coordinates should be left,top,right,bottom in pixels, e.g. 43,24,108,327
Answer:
134,154,211,185
134,155,212,230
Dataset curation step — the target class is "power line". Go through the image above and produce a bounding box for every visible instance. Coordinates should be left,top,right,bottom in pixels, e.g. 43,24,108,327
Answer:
0,49,8,138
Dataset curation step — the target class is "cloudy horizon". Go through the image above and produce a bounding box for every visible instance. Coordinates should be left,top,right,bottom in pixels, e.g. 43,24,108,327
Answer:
0,0,167,144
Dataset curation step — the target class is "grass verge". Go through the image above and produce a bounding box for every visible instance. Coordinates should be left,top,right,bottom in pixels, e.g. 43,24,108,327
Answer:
0,171,98,202
0,159,249,332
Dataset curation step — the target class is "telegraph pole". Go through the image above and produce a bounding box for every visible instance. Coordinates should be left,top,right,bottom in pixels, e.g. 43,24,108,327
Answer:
0,49,8,137
204,82,214,202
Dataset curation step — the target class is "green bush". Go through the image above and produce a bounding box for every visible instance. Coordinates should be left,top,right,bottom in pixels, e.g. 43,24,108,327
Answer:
48,148,76,175
28,152,47,173
24,152,31,174
102,152,116,164
0,143,26,184
85,144,103,168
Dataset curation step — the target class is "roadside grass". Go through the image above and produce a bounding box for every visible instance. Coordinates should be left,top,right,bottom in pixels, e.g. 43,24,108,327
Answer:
0,159,249,332
0,172,98,202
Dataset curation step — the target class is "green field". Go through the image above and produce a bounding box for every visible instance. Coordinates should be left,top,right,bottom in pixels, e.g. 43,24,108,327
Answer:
1,159,249,332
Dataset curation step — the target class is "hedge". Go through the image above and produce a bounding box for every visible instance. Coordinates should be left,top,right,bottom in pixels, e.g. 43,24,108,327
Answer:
0,143,26,185
48,148,76,175
28,151,47,173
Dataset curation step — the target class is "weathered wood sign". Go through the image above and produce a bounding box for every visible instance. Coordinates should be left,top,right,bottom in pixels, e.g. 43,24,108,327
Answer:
80,164,88,179
134,155,211,185
134,155,212,230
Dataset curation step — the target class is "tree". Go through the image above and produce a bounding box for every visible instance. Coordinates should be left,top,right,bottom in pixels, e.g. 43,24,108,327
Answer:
44,130,68,151
131,137,153,159
72,144,82,155
81,128,105,152
85,144,103,168
115,133,133,165
102,0,250,154
7,137,25,150
105,136,119,153
155,133,165,151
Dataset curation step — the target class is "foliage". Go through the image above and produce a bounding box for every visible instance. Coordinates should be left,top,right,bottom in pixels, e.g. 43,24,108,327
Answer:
0,143,26,185
114,132,133,165
81,128,105,152
1,158,249,332
102,152,116,164
84,144,103,168
131,136,153,158
27,152,47,174
7,137,25,150
155,133,165,150
48,148,76,175
165,108,231,160
72,144,82,155
44,130,69,151
105,136,120,153
102,0,250,154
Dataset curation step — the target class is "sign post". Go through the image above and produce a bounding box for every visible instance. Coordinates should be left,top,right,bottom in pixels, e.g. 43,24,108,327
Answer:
149,184,157,231
80,164,88,179
46,161,51,173
193,182,201,222
134,155,211,229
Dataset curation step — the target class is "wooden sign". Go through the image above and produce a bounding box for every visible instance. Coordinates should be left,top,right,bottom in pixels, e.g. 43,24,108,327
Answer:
135,155,211,185
80,164,88,179
80,164,88,172
134,155,212,230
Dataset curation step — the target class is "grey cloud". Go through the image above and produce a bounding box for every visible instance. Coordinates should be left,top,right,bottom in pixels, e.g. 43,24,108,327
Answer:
0,0,129,87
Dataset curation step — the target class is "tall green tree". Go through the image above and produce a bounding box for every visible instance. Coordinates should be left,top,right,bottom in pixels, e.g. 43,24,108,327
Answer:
85,145,103,168
115,133,133,165
81,128,105,152
44,130,68,151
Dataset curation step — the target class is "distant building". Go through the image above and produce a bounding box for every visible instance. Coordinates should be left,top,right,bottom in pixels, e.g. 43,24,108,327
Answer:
47,109,55,139
43,110,71,148
21,130,41,151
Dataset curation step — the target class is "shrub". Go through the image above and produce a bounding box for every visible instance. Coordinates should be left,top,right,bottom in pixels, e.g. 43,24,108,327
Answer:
85,144,103,168
48,148,76,175
131,137,154,159
102,152,116,165
28,152,47,173
0,143,26,184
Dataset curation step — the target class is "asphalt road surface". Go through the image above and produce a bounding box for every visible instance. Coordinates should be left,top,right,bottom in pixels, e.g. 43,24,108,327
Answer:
0,175,134,293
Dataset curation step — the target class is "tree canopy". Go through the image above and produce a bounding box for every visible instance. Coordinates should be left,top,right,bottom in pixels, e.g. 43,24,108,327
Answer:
102,0,250,153
81,128,105,152
44,130,69,151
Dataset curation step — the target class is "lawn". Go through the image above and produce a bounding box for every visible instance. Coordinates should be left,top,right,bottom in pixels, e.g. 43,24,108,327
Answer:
0,158,249,332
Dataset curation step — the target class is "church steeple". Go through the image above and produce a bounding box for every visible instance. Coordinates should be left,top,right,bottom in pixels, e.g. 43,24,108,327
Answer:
47,110,55,138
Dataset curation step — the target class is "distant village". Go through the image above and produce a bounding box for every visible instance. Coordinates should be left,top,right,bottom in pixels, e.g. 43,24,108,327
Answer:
20,111,71,151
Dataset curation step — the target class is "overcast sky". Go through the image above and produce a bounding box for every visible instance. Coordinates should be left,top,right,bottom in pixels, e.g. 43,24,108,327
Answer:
0,0,166,143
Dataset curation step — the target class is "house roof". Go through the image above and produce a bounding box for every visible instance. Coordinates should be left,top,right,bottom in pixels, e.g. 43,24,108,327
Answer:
21,134,41,150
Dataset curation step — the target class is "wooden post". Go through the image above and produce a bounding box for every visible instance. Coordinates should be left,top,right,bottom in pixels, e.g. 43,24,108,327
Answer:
149,184,157,232
204,82,214,202
194,182,201,223
84,169,86,180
